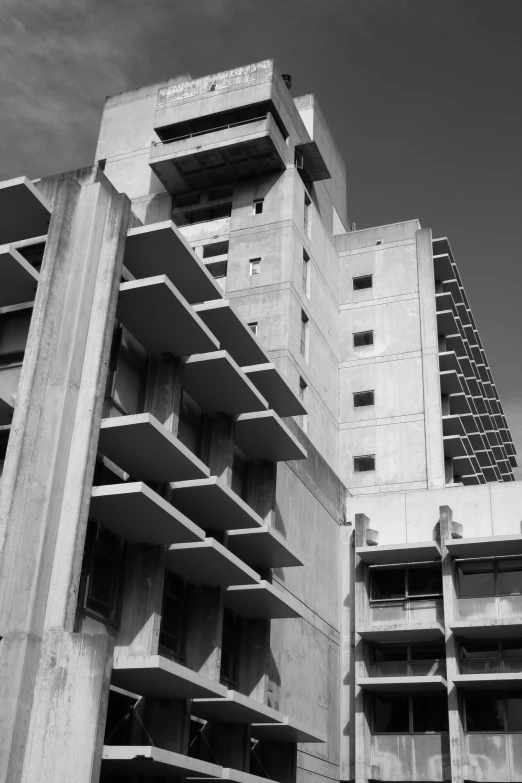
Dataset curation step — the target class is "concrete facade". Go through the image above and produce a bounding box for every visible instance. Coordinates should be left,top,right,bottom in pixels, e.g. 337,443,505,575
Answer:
0,60,519,783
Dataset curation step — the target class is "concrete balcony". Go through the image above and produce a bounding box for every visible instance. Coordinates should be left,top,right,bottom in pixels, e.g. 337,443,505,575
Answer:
149,114,288,194
358,676,447,693
165,538,260,586
251,716,327,744
358,622,445,643
453,672,522,690
193,299,268,367
224,581,302,619
170,477,263,531
445,534,522,559
90,482,205,545
235,410,307,463
117,276,219,357
123,221,222,304
243,363,306,417
182,351,268,416
0,245,39,306
356,541,441,565
111,654,227,699
192,689,284,725
98,413,210,482
102,746,220,778
226,526,303,569
0,177,51,244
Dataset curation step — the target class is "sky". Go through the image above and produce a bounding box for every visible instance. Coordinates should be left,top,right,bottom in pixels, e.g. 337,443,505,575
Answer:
1,0,521,476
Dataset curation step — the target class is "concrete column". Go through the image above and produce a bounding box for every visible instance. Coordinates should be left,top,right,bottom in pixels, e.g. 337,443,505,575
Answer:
416,228,446,489
146,356,182,435
339,523,353,781
0,172,131,783
184,584,223,681
115,545,165,657
208,415,235,484
354,513,372,783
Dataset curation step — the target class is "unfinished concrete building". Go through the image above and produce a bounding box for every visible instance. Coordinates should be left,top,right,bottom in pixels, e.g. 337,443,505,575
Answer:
0,60,520,783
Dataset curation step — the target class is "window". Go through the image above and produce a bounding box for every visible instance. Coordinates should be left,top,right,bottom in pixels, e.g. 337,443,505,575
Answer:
253,199,264,215
464,692,522,733
247,322,258,336
353,274,373,291
460,639,522,674
353,330,374,347
373,693,448,734
105,327,148,418
249,258,261,276
372,642,446,677
178,390,203,456
304,192,311,237
203,240,228,259
299,376,307,400
302,250,310,296
159,571,187,660
220,608,241,687
354,455,375,473
354,390,374,408
78,520,123,626
370,564,443,602
300,311,309,358
173,202,232,227
457,557,522,598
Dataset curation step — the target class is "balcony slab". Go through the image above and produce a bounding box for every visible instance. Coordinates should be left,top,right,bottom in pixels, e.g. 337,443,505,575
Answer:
243,363,306,417
124,221,221,304
453,673,522,690
224,581,302,620
445,534,522,558
226,526,303,569
357,676,447,693
0,244,39,306
102,746,221,778
98,413,210,482
193,300,267,366
117,275,219,357
251,715,327,744
356,541,440,565
112,655,227,700
192,690,283,725
440,370,462,395
235,410,307,463
358,623,445,643
170,477,263,531
450,619,522,639
183,352,268,415
165,539,260,586
0,177,51,244
90,482,204,545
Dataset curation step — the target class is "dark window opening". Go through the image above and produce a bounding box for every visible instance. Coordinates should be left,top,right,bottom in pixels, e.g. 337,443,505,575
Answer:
0,311,31,365
353,330,374,347
304,192,311,236
370,564,443,602
178,390,203,457
353,274,373,291
373,693,448,734
372,642,446,677
457,557,522,598
460,638,522,674
105,326,148,419
354,455,375,472
253,199,264,215
464,691,522,733
247,322,258,336
354,390,375,407
159,571,187,661
299,376,307,400
173,202,232,227
249,258,261,276
220,608,241,687
203,240,228,259
300,311,309,357
104,689,138,746
302,249,310,294
78,520,123,626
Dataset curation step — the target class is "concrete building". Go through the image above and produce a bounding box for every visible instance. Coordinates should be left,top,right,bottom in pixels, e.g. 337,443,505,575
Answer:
0,59,520,783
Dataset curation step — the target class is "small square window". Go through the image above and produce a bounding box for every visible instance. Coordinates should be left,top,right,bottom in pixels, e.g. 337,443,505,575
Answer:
354,390,374,407
248,322,258,336
353,330,374,347
353,275,373,291
250,258,261,276
354,454,375,472
253,199,264,215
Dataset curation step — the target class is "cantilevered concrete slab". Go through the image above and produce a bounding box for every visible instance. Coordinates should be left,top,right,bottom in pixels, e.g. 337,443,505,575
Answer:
117,275,219,356
251,715,327,744
0,245,39,306
192,690,283,725
440,370,463,396
192,771,280,783
0,177,51,244
436,309,458,337
170,477,263,531
193,300,268,366
439,351,460,374
433,252,454,282
90,482,205,545
357,676,447,693
235,410,307,463
224,581,302,619
443,435,467,458
445,534,522,558
442,415,465,438
102,746,221,778
226,526,303,569
242,363,306,417
182,352,268,415
356,541,441,565
111,655,227,700
453,673,522,690
357,623,445,643
124,221,222,303
165,539,260,586
450,619,522,639
98,413,210,482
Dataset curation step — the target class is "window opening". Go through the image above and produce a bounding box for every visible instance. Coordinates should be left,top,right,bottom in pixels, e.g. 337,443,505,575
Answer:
249,258,261,276
353,274,373,291
253,199,264,215
464,691,522,733
247,322,258,336
231,445,247,500
220,608,241,687
105,326,148,418
208,185,233,201
460,638,522,674
373,693,448,734
370,563,443,602
304,192,311,237
354,455,375,473
353,330,374,347
372,642,446,677
160,570,187,660
302,249,310,296
173,202,232,227
354,390,375,407
0,311,31,365
457,557,522,598
177,390,203,456
78,520,123,626
299,376,307,400
300,311,309,358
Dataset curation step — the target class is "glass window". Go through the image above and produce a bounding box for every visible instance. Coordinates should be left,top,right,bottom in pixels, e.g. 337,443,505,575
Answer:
79,521,123,625
408,565,442,597
465,692,505,732
354,454,375,472
371,565,442,602
354,390,374,407
373,695,409,733
247,321,258,336
503,640,522,659
249,258,261,276
300,311,308,357
302,249,310,295
371,568,406,601
457,560,495,597
410,642,446,661
253,199,264,215
505,696,522,732
107,327,148,418
373,645,408,663
497,558,522,595
231,445,247,499
412,693,448,732
353,274,373,291
461,640,500,660
353,330,373,347
160,571,187,660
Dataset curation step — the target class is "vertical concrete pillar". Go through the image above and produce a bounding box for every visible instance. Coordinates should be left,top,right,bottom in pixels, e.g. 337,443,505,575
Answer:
208,415,235,484
354,513,372,783
115,545,165,657
416,227,446,489
0,172,131,783
340,523,353,781
146,357,182,435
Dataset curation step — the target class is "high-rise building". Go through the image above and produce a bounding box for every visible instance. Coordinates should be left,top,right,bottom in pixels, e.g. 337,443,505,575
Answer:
0,60,520,783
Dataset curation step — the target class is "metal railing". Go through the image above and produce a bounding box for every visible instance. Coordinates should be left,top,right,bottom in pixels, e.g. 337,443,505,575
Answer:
153,115,268,146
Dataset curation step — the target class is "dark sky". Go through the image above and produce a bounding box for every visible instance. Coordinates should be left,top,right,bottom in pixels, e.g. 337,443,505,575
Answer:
2,0,520,475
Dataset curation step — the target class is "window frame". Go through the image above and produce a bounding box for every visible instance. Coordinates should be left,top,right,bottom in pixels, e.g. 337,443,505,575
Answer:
353,330,374,347
456,556,522,599
302,249,310,296
77,519,124,628
253,198,264,215
369,562,443,604
220,608,241,688
353,274,373,291
463,690,522,734
354,454,375,473
300,310,309,358
249,258,261,276
247,321,258,336
459,638,522,674
353,390,375,408
372,692,449,735
104,324,149,419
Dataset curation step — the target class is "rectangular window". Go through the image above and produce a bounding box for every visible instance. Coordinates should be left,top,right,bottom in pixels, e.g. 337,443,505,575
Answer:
177,390,203,456
353,274,373,291
248,322,258,336
106,327,148,418
464,692,508,732
249,258,261,276
78,520,123,626
370,565,442,602
354,454,375,472
457,557,522,598
353,390,375,407
460,639,522,675
373,693,448,734
300,311,309,358
159,571,187,660
202,240,229,259
174,202,232,227
302,250,310,296
253,198,264,215
220,608,241,687
353,330,374,347
304,192,311,237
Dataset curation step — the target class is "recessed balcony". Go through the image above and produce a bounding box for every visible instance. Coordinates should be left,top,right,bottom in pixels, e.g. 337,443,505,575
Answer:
102,746,221,779
98,413,210,482
0,177,51,244
165,538,260,586
169,477,263,531
182,351,268,415
192,689,284,725
243,363,306,417
117,276,219,357
193,299,268,367
111,654,227,700
251,715,327,744
0,245,39,306
226,526,303,569
90,482,205,545
149,113,288,195
123,221,222,304
224,581,302,619
235,410,307,463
